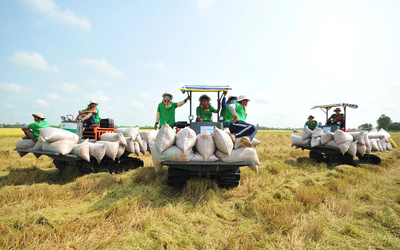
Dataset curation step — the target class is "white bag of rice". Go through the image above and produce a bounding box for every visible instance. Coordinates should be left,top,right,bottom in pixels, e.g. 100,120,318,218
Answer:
348,132,365,145
338,141,351,155
40,127,79,143
16,139,36,149
72,139,90,162
334,130,353,145
291,134,310,146
190,152,218,162
325,140,338,147
215,147,260,172
32,135,45,151
117,145,125,158
175,127,197,152
301,127,313,140
311,127,324,138
125,137,135,153
357,144,366,156
115,127,140,139
42,139,76,155
321,131,334,145
155,124,176,154
149,142,194,172
311,137,321,147
213,127,233,155
100,132,127,147
95,141,119,161
379,139,386,153
369,139,380,151
89,142,106,164
347,140,358,157
195,130,215,160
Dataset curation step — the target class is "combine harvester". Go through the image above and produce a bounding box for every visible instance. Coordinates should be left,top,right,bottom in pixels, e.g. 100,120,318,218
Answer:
14,117,144,174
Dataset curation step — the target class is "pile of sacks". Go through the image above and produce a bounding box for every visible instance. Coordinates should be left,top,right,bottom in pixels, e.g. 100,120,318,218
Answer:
291,127,395,157
149,124,261,173
15,127,157,163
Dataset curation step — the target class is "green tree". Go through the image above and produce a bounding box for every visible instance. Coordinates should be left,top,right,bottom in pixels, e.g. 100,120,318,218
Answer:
388,122,400,132
376,114,392,130
358,123,373,131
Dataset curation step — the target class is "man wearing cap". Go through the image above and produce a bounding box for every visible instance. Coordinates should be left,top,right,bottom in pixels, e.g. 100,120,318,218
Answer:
71,100,99,126
328,108,345,129
21,113,51,142
196,94,219,122
154,92,190,130
228,95,258,147
304,115,318,130
221,91,238,127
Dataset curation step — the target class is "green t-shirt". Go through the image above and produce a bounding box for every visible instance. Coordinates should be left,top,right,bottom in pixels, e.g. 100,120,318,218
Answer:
157,102,178,128
82,107,100,124
28,120,51,140
330,113,345,120
221,106,234,124
196,104,217,122
305,120,318,130
234,103,247,121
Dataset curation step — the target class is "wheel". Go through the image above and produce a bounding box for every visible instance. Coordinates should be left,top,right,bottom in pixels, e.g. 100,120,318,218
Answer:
53,160,66,174
309,151,324,163
79,162,97,174
357,154,381,165
339,153,357,166
217,168,241,188
167,167,190,187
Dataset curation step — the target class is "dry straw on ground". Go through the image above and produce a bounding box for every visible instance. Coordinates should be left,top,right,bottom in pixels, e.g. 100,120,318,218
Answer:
0,129,400,249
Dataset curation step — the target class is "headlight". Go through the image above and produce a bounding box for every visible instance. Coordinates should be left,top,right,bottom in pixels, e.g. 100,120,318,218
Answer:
218,115,224,121
189,115,194,121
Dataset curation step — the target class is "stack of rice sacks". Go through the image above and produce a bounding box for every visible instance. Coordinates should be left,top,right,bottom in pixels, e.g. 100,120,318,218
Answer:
149,124,261,173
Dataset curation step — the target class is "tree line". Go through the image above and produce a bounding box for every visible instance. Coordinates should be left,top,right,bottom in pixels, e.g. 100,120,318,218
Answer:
358,114,400,132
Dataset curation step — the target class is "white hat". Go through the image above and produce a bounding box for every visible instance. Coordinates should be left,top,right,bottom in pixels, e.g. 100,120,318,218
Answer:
88,100,98,105
32,113,45,119
227,95,238,101
199,94,211,102
162,92,173,101
238,95,250,102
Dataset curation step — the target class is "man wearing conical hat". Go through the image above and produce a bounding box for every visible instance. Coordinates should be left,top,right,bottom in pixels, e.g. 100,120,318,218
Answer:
154,92,190,130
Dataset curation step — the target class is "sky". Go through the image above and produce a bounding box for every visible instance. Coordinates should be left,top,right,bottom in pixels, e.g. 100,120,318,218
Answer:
1,0,399,129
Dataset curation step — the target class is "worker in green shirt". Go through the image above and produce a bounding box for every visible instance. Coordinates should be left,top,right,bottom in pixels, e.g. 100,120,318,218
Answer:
328,108,345,129
304,115,318,130
196,94,219,122
70,100,99,126
154,92,190,129
21,113,51,141
221,91,238,127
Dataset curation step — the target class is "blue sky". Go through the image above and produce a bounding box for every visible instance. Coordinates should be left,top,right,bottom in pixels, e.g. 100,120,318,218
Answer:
1,0,399,129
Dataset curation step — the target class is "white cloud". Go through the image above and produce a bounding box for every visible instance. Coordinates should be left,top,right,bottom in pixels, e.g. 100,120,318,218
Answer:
57,82,82,93
129,101,145,110
8,51,60,73
19,0,92,30
84,91,110,104
35,99,49,108
84,79,110,87
46,93,64,102
136,91,152,101
0,82,33,95
79,58,124,78
144,61,167,70
196,0,216,10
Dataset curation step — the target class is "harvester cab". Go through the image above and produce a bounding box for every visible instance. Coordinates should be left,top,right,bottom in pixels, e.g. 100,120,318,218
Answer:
311,103,358,132
178,84,231,135
60,115,84,138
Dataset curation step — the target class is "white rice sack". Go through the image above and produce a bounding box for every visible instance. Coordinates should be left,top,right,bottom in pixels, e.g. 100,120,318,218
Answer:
190,152,218,162
348,132,365,145
291,134,310,146
16,139,36,149
378,128,390,139
115,127,140,139
334,130,353,145
357,144,366,156
369,128,378,135
364,132,371,147
72,139,90,162
195,130,216,160
95,141,119,161
311,137,321,147
234,137,262,149
321,131,334,145
149,130,158,143
42,139,75,155
140,140,148,155
125,137,135,153
155,124,176,154
175,127,197,152
89,142,106,164
117,145,125,158
32,135,45,151
213,127,233,155
379,139,386,153
215,147,260,172
100,132,127,147
311,127,324,138
347,140,358,157
223,127,231,134
39,127,79,143
134,134,143,148
366,145,372,154
301,127,313,140
338,141,351,155
386,142,393,151
139,131,152,143
149,142,194,172
325,140,338,147
370,139,380,151
134,142,140,157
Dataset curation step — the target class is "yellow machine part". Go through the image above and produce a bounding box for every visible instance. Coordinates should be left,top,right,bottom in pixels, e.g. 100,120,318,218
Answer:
389,138,398,148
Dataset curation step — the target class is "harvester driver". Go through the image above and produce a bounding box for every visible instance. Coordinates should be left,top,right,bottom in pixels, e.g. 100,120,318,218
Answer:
328,108,345,129
154,92,190,130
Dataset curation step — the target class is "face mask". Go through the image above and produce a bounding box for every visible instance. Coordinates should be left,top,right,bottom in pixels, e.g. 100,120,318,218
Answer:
201,101,208,105
164,96,171,101
230,100,236,104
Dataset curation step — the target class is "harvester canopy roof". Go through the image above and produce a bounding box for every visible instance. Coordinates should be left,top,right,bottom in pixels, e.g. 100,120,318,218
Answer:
180,85,231,93
311,103,358,109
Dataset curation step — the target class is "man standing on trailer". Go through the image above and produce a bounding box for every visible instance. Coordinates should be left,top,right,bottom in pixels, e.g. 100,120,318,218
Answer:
154,92,191,130
228,95,257,147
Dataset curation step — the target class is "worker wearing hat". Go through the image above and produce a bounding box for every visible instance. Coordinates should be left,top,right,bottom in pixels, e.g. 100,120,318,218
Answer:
21,113,51,141
221,91,238,127
70,100,99,126
328,107,345,129
228,95,258,147
154,92,191,129
196,94,219,122
304,115,318,130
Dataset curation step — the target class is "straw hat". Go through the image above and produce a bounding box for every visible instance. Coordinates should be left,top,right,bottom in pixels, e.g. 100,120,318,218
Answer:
334,108,341,112
32,113,45,119
162,92,173,101
238,95,250,102
199,94,211,102
308,115,314,119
